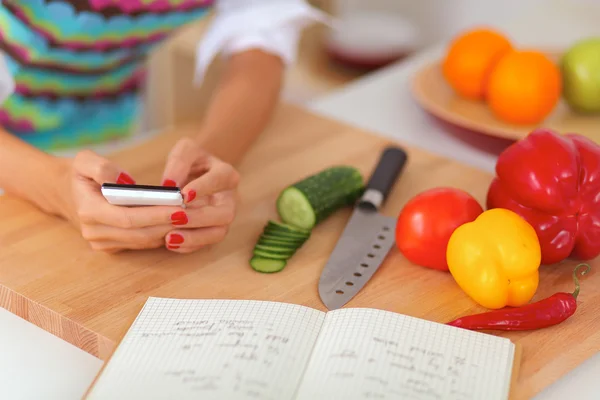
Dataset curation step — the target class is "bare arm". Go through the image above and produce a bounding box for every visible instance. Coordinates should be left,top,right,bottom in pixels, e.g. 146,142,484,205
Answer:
0,49,284,217
194,49,284,166
189,0,329,166
0,128,68,215
0,50,68,213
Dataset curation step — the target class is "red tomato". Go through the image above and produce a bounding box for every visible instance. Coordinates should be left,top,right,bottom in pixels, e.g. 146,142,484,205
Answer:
395,187,483,271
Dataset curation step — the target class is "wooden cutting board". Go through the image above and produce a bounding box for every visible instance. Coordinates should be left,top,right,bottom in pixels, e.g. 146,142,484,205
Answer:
0,103,598,400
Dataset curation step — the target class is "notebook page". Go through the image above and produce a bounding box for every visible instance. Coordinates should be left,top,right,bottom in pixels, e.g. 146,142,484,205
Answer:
295,308,515,400
86,297,326,400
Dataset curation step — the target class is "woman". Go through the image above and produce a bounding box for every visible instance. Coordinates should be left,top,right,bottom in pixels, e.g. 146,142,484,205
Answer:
0,0,328,253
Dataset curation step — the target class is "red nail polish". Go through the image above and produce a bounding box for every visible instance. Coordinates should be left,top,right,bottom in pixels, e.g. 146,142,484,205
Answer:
186,190,196,203
169,233,184,244
117,172,135,185
162,179,177,187
171,211,188,225
167,245,180,250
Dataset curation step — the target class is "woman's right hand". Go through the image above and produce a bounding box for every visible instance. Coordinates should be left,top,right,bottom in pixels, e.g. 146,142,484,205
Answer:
57,150,179,253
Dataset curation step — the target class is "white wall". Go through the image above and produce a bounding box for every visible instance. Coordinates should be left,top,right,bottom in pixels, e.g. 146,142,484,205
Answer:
331,0,600,48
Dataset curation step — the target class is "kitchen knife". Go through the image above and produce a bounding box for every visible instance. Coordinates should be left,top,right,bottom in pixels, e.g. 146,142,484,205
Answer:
318,146,408,310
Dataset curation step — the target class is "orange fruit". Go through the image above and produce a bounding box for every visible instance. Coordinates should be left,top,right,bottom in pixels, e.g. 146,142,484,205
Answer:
442,28,512,100
486,50,562,125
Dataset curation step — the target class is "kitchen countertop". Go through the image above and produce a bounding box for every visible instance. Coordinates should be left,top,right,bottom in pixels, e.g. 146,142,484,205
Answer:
3,102,599,400
2,3,600,400
0,308,103,400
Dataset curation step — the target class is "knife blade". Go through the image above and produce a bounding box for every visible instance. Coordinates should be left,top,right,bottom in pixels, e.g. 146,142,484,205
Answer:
318,146,408,310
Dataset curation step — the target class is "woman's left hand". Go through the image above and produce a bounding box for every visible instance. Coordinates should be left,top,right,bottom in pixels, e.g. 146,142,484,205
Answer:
160,137,240,253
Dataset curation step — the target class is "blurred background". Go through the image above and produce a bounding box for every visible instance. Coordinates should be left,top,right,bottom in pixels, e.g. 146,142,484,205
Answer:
145,0,600,130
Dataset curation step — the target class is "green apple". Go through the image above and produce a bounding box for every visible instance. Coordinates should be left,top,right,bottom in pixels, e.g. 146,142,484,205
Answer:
561,37,600,114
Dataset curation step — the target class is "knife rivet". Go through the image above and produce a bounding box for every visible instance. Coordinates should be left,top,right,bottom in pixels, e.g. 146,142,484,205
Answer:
346,281,354,286
354,272,362,277
336,290,344,294
360,263,369,268
367,253,375,258
373,244,381,249
382,226,390,231
378,235,385,240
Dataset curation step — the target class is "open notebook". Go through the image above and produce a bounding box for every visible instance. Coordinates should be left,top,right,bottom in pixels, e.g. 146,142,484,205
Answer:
85,297,521,400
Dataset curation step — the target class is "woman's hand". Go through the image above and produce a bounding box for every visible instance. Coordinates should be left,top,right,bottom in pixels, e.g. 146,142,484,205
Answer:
57,150,182,253
160,137,240,253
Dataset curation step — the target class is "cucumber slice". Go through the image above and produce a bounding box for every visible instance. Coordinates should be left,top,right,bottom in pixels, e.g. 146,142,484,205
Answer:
250,257,287,273
266,220,310,234
264,224,308,233
253,249,291,260
276,187,315,230
253,244,296,256
259,234,306,244
257,238,300,249
263,228,309,240
276,166,364,230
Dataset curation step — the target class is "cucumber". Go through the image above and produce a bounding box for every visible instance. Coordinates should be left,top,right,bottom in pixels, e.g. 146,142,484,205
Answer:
250,257,287,273
249,166,363,273
276,166,364,230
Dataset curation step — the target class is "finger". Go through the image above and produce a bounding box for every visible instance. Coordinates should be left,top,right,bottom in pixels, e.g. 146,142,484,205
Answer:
161,138,206,187
73,150,135,185
88,239,164,253
173,203,236,229
180,190,236,208
165,226,229,253
81,223,172,245
182,161,239,204
78,196,184,229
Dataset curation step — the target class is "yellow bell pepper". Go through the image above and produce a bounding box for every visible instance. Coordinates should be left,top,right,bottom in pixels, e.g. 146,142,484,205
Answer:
446,208,541,309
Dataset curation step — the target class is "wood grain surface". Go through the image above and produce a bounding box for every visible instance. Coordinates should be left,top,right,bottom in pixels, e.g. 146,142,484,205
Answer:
411,53,600,143
0,103,598,400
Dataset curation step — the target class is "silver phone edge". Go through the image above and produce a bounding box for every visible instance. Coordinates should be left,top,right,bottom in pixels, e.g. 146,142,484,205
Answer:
101,187,183,207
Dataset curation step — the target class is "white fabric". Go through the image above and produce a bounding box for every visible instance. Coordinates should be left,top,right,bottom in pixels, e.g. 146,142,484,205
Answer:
194,0,332,83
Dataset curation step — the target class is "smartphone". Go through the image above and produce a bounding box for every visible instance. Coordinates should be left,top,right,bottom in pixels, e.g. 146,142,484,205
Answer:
101,183,183,206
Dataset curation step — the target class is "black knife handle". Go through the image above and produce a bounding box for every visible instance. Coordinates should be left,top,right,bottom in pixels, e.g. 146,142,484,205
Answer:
359,146,408,210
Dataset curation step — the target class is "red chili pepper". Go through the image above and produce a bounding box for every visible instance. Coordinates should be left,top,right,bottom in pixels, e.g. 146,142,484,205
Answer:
447,264,591,331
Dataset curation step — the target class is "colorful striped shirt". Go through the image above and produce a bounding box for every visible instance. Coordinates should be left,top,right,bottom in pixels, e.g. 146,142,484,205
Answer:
0,0,326,151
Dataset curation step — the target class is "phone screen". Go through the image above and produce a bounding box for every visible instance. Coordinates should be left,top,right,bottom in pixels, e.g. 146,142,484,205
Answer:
101,183,181,192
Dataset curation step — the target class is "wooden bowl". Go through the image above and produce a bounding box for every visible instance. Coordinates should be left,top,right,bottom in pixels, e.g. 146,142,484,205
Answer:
410,53,600,143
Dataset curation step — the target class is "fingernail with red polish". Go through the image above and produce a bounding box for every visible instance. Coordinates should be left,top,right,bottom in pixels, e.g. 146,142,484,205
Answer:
167,245,180,250
171,211,188,225
117,172,135,185
186,190,196,203
169,233,184,245
162,179,177,187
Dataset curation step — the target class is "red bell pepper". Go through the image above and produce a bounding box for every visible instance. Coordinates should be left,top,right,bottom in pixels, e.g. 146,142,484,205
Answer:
487,129,600,265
